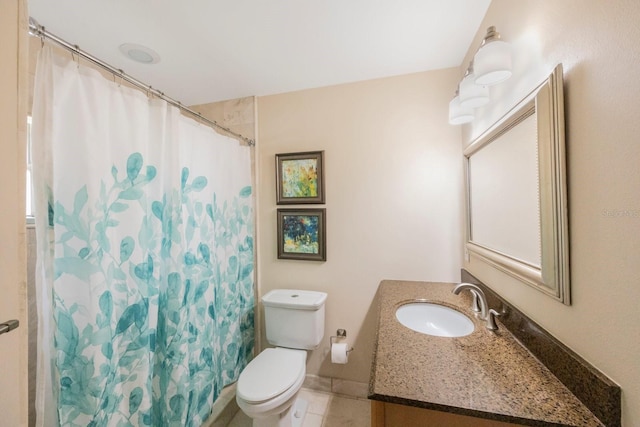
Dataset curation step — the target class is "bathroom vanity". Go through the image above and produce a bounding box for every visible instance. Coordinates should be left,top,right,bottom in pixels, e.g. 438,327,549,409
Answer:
368,280,609,426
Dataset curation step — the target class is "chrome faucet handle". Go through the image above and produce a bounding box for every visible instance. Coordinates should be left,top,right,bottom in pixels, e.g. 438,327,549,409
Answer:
486,309,500,331
452,283,500,331
469,289,482,314
452,283,488,320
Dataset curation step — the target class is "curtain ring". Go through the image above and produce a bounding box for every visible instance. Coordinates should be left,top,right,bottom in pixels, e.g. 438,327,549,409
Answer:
40,26,45,48
117,70,124,87
72,45,80,68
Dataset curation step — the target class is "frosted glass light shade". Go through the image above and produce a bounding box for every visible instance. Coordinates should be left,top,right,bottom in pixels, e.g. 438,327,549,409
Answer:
449,95,474,125
474,39,512,86
459,72,490,108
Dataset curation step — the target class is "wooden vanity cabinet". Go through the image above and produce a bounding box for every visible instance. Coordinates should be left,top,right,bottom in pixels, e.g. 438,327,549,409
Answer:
371,401,522,427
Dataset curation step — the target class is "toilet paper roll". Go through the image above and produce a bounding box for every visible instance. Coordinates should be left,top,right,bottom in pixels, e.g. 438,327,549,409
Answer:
331,342,349,364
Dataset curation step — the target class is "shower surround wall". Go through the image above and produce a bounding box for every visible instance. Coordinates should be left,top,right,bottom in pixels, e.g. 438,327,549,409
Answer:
26,226,37,427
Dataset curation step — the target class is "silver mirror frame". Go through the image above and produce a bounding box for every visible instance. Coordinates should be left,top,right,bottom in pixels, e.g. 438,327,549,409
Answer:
464,64,570,304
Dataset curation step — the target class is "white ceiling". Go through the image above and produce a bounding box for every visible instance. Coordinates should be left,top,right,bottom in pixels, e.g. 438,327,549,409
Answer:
28,1,491,106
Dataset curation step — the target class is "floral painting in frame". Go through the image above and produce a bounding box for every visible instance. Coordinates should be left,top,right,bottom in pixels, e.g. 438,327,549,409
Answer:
277,208,326,261
275,151,325,204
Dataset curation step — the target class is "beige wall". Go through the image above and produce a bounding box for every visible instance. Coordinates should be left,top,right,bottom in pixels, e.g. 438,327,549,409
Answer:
0,0,29,425
462,1,640,424
256,69,463,383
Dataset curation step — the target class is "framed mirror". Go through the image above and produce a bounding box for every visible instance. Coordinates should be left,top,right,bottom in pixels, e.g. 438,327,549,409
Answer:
464,65,570,304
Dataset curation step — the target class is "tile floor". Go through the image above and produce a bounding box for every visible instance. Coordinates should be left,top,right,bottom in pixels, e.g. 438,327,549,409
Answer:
228,388,371,427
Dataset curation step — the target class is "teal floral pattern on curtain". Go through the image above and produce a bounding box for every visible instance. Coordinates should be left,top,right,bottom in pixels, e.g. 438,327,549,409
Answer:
32,44,254,427
48,153,254,426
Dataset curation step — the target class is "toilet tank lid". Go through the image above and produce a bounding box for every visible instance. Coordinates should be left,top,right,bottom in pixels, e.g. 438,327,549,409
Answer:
262,289,327,310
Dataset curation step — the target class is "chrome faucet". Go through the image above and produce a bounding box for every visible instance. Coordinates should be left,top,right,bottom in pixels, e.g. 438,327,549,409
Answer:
452,283,499,330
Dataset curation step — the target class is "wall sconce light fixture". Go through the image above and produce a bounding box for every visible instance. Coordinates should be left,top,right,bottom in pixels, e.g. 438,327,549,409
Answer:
448,88,474,125
449,26,512,125
474,26,512,85
459,61,490,109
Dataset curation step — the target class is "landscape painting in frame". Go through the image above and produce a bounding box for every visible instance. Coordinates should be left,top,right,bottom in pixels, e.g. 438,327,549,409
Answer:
277,208,326,261
276,151,325,204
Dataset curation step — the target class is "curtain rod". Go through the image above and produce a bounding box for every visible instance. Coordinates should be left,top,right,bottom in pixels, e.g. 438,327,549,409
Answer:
28,17,255,147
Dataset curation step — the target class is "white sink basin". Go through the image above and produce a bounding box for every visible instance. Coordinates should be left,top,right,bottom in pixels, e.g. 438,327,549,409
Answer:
395,302,474,337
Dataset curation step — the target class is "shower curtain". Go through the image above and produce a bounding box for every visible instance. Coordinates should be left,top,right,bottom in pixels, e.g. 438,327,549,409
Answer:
31,46,255,427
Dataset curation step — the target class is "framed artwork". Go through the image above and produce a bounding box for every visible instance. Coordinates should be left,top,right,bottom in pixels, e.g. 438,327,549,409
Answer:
277,208,326,261
276,151,325,204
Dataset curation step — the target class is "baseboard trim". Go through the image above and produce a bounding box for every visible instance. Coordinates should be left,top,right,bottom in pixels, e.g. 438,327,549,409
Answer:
303,375,368,399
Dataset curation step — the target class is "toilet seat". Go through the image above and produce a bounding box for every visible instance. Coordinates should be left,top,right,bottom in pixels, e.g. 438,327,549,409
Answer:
237,348,306,404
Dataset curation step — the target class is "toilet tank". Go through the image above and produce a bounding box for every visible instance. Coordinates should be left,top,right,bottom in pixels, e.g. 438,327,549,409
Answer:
262,289,327,350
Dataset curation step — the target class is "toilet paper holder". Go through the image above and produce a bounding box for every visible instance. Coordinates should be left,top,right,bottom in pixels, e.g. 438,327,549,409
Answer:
330,329,354,353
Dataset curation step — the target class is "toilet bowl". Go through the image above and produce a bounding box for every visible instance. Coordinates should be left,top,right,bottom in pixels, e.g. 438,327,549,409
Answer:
236,348,307,426
235,289,327,427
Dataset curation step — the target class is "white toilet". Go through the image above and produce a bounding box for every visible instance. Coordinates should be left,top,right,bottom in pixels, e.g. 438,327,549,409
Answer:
236,289,327,427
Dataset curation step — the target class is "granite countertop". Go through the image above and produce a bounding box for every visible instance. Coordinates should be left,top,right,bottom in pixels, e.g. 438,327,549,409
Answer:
368,280,603,426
